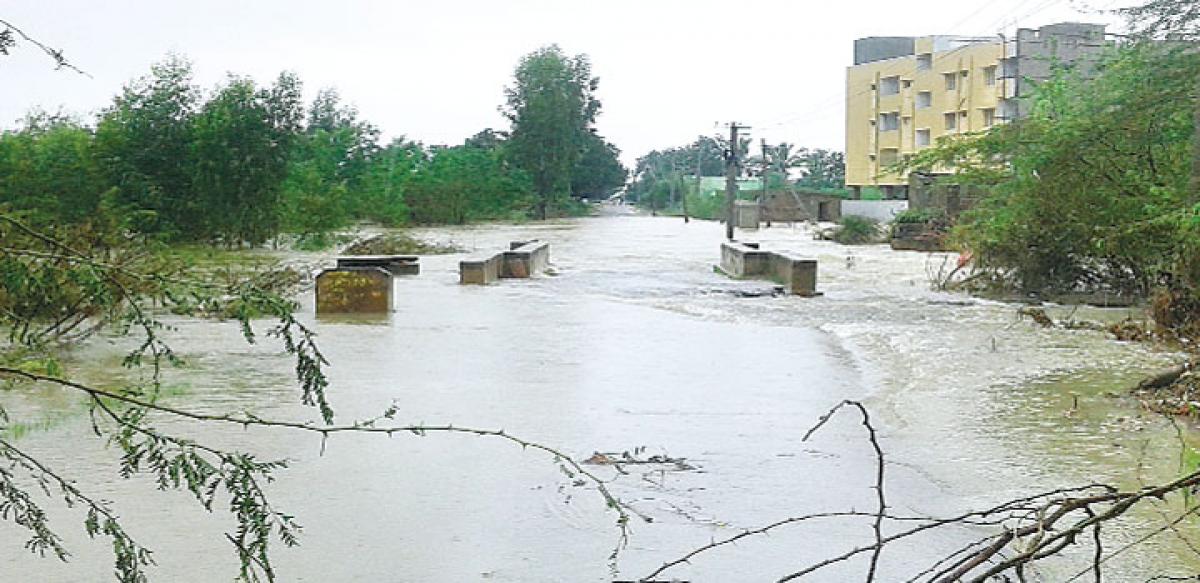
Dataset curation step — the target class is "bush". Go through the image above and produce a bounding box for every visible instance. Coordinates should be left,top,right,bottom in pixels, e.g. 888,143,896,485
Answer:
893,208,945,224
832,216,880,245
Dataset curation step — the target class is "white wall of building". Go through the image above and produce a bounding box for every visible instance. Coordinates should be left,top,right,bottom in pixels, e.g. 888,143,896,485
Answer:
842,200,908,222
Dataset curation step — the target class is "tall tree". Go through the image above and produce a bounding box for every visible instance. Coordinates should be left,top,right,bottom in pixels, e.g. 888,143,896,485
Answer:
794,149,846,191
94,54,201,238
570,131,627,200
190,72,303,246
0,112,107,224
502,45,600,219
405,145,532,224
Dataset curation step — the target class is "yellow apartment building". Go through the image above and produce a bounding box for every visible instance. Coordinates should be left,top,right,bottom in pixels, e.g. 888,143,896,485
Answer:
845,23,1108,199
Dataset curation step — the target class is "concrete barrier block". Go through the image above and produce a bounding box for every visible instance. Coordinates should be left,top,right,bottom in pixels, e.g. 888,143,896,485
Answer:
718,242,819,297
316,267,393,313
771,254,819,297
460,254,502,284
720,241,771,277
502,240,550,278
461,241,551,284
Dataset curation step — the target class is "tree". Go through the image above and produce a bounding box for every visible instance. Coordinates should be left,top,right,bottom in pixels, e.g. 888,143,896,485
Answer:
0,112,107,224
190,72,303,246
405,145,532,224
794,148,845,191
903,41,1198,303
502,45,600,219
94,55,201,239
353,138,423,226
1122,0,1200,38
570,131,627,200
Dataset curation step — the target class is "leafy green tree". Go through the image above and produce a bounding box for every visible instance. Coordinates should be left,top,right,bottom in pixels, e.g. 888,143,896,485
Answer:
0,112,107,224
190,72,303,246
406,145,532,224
94,54,201,239
502,45,599,219
794,148,845,191
353,138,424,226
464,128,503,150
570,131,627,200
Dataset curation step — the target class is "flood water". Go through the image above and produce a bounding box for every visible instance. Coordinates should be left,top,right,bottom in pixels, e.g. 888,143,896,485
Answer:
3,208,1197,582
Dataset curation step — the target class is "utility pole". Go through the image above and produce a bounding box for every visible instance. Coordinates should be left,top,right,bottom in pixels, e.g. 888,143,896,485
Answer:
686,141,705,225
760,138,770,203
724,122,749,240
668,156,678,213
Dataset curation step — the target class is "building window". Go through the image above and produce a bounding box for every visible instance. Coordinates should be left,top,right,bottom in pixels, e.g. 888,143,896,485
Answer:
982,108,996,127
879,112,899,131
944,73,957,91
879,148,899,167
916,91,932,109
902,79,912,89
880,76,900,96
917,53,932,70
916,129,931,147
944,112,957,131
983,65,997,86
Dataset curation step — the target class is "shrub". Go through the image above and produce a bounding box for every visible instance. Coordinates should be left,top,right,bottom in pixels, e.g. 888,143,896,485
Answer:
893,208,945,224
832,216,880,245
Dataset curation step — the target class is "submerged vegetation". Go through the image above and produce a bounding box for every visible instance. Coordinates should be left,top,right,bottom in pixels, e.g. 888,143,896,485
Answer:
341,233,462,256
906,40,1200,342
831,215,881,245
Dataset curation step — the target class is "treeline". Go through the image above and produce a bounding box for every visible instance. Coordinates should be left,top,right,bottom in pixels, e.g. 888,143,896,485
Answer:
0,49,627,247
626,135,846,217
906,37,1200,338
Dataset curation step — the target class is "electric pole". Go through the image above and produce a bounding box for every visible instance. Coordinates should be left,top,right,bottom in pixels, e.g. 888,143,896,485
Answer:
724,122,749,240
668,156,678,212
760,138,770,203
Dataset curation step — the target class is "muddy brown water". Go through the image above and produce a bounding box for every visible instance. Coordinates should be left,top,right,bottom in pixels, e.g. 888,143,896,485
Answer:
2,208,1196,582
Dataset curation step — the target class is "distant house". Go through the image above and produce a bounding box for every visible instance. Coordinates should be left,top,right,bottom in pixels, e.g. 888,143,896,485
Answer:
693,176,764,198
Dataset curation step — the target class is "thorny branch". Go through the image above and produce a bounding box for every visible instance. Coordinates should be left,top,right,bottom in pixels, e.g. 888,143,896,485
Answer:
0,17,89,76
0,366,632,579
0,435,153,582
640,400,1200,583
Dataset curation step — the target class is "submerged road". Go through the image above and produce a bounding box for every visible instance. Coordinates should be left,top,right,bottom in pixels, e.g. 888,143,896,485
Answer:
2,209,1194,581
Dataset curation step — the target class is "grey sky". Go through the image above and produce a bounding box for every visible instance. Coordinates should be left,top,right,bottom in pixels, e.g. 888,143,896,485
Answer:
3,0,1128,166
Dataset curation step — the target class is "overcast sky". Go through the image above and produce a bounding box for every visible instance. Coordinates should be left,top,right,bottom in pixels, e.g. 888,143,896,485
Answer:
3,0,1131,165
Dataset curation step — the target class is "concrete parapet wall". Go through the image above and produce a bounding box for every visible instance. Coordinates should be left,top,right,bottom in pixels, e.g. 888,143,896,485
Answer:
461,240,550,285
460,253,504,285
337,255,420,276
719,241,819,296
771,254,819,297
316,267,393,313
501,240,550,278
720,241,771,278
